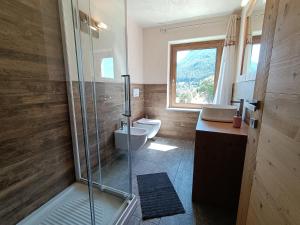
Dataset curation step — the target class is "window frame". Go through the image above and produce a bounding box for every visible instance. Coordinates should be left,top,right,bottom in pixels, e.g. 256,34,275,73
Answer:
240,35,262,75
169,40,224,109
249,35,262,73
252,35,261,45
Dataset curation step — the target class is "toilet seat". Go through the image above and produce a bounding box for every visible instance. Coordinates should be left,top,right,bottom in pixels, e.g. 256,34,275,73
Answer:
135,118,161,125
133,118,161,139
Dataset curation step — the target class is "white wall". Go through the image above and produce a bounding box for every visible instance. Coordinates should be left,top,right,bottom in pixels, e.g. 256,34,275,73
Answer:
142,16,230,84
127,16,144,84
75,0,144,84
71,0,127,82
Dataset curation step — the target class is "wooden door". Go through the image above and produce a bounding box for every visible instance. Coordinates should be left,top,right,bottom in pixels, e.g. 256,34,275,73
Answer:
237,0,300,224
236,0,280,224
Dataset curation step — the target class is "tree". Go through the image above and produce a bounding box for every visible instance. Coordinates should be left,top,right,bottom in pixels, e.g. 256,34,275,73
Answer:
196,75,214,103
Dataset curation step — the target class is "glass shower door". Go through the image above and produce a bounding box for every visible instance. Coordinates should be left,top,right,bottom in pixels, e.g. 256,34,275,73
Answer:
86,0,132,196
71,0,132,224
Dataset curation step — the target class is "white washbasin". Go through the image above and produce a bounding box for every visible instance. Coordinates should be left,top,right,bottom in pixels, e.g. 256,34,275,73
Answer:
114,126,147,151
200,104,238,122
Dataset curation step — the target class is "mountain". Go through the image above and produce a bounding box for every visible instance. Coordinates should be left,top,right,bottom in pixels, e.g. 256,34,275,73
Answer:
176,48,217,83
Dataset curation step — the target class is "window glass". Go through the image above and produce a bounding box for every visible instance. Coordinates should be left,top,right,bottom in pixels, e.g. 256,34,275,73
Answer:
249,43,261,75
175,48,217,104
101,57,114,79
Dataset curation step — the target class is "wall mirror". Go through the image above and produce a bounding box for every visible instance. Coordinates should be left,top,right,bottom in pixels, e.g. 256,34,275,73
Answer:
240,0,266,80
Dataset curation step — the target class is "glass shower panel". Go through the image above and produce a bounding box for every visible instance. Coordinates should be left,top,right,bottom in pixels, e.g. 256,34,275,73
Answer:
88,0,131,195
61,0,133,224
72,0,132,223
72,1,101,224
74,0,102,184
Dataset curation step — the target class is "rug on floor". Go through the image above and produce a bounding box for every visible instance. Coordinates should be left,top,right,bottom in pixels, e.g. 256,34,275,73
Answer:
137,172,185,220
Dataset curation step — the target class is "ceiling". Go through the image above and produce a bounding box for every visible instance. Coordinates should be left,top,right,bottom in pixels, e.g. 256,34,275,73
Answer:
127,0,243,27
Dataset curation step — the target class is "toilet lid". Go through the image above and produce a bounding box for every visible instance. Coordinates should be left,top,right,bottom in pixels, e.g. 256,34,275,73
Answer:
136,118,161,125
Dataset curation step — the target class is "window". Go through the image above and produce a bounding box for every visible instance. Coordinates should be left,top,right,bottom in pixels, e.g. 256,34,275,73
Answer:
249,35,261,75
169,40,223,109
241,35,261,76
101,57,115,79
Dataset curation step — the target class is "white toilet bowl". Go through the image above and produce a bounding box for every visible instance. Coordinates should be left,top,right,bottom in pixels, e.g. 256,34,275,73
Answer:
133,118,161,139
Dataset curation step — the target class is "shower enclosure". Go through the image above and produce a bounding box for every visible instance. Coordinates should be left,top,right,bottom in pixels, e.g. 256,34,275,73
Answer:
7,0,136,224
59,0,135,224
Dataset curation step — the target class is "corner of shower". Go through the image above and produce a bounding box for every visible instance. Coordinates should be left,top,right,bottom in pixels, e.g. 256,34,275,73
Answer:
57,0,137,224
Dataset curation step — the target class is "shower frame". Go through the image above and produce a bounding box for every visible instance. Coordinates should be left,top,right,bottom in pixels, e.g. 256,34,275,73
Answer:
58,0,137,224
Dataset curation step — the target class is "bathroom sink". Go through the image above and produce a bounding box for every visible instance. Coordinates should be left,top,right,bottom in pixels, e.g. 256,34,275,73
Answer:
114,127,147,151
200,104,238,122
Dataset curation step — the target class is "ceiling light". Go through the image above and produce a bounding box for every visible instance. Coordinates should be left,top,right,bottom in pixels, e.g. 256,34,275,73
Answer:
97,22,108,30
241,0,250,7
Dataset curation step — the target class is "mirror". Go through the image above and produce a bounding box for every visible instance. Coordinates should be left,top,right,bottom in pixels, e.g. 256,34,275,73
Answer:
240,0,266,80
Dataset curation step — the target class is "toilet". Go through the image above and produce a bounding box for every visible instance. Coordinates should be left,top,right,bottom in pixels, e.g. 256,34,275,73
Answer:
133,118,161,139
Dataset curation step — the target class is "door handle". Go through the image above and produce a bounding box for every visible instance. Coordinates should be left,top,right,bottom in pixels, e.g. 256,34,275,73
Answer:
122,74,131,117
250,118,258,128
245,100,261,112
246,100,261,128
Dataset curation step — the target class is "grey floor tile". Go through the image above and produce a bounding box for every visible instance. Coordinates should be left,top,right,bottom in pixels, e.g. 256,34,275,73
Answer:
101,137,235,225
159,213,196,225
132,159,178,181
132,197,161,225
126,215,159,225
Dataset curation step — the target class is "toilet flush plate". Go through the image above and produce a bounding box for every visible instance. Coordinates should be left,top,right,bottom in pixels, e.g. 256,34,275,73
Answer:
133,88,140,97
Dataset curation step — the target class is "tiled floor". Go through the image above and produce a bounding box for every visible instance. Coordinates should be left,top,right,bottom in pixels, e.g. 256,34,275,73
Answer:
100,137,235,225
123,137,236,225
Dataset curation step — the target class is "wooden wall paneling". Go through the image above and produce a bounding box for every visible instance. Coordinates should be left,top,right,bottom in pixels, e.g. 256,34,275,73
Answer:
236,0,280,224
72,81,145,176
144,84,199,140
131,84,145,121
0,0,75,224
246,173,290,225
245,0,300,223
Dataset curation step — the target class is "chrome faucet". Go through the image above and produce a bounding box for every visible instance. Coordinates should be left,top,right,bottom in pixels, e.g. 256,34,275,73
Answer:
120,121,127,130
231,99,244,116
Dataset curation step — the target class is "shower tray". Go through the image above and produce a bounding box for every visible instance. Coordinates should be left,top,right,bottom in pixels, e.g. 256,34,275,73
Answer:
17,182,136,225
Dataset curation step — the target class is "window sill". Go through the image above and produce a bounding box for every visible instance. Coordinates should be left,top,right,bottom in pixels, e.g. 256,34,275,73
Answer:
166,107,201,112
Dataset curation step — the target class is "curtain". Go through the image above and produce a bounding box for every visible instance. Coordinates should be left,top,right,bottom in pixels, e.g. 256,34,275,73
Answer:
241,16,253,75
213,15,238,105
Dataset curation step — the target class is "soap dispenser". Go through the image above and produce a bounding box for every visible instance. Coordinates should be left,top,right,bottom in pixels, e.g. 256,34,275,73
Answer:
233,110,242,128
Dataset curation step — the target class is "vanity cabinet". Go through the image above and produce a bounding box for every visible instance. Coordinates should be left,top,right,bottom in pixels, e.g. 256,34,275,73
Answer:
192,117,248,210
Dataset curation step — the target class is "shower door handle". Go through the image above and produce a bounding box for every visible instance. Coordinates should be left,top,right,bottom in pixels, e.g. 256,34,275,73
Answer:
122,74,131,117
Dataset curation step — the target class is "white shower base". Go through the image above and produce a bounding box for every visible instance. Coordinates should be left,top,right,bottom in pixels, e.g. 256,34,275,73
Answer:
17,182,132,225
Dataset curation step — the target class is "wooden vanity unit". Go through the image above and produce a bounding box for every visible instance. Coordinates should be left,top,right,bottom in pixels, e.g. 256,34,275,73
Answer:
192,116,248,210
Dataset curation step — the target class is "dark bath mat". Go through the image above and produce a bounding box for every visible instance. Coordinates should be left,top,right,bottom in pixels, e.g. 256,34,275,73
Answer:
137,172,185,220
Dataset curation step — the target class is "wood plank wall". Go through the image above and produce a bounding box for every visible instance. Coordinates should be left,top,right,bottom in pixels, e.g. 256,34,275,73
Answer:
144,84,199,140
236,0,280,224
245,0,300,224
0,1,75,224
131,84,145,121
72,82,145,177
